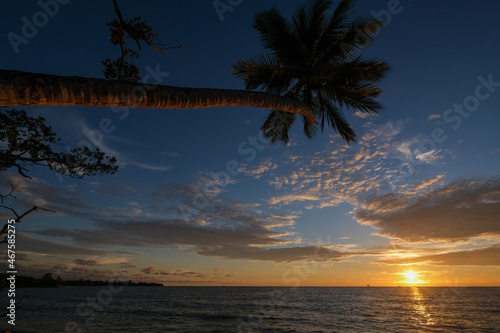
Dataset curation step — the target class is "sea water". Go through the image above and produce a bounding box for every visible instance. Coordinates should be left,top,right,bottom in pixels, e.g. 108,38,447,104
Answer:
5,286,500,332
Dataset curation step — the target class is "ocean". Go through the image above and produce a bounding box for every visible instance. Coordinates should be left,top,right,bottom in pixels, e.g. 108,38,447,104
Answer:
5,286,500,332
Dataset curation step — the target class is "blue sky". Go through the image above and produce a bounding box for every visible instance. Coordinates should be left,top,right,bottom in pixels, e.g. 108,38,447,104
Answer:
1,0,500,286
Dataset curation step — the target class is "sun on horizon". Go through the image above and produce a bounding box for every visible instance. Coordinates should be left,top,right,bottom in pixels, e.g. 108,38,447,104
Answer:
402,271,425,285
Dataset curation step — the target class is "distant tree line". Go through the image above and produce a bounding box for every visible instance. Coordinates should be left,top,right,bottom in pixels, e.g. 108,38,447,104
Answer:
0,272,163,288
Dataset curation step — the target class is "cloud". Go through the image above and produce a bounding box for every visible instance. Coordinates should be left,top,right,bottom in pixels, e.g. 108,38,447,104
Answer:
28,181,358,263
396,138,442,164
141,266,157,274
0,172,93,218
238,158,278,179
1,252,30,262
2,171,339,263
33,217,352,262
267,194,320,205
169,270,211,278
407,175,445,194
16,233,116,256
79,124,170,172
263,120,446,210
52,264,68,270
356,177,500,243
428,114,442,120
7,118,490,267
120,262,136,269
73,259,98,266
354,110,376,119
196,245,351,263
361,120,406,142
139,267,216,279
380,245,500,266
127,160,171,171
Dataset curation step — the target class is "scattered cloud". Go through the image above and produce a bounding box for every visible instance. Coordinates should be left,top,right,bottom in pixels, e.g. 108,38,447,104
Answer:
77,123,171,172
53,264,68,271
127,160,171,171
120,262,136,269
428,114,442,120
267,194,320,206
20,177,359,263
354,110,377,118
238,158,278,179
3,117,497,273
263,120,446,210
73,259,98,266
396,138,442,164
138,267,219,279
141,266,157,274
16,234,116,256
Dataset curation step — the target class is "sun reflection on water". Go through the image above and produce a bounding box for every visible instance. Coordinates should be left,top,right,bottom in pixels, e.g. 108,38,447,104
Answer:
411,287,435,326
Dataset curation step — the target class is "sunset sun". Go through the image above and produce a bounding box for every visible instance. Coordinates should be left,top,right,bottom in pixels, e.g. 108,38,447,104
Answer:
402,271,424,285
404,271,417,282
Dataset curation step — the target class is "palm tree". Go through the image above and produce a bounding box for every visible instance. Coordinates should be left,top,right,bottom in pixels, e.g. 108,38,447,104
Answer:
0,69,315,127
0,0,388,143
233,0,390,143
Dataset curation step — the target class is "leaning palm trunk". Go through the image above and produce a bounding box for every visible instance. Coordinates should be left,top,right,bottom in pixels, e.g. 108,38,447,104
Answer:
0,70,315,126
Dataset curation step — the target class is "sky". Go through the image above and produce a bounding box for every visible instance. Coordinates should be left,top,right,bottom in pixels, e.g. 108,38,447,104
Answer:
1,0,500,286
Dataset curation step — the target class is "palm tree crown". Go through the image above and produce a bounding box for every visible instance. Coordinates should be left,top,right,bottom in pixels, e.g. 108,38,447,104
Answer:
233,0,390,144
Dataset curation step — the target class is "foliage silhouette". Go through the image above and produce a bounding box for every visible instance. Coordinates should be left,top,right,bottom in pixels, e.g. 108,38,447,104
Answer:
233,0,390,143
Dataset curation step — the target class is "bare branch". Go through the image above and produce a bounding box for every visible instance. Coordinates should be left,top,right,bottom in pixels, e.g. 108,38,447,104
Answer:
15,164,32,179
0,205,56,242
0,182,18,204
0,206,19,219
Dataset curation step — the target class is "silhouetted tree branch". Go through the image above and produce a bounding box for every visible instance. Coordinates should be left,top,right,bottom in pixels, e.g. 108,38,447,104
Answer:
0,205,56,244
0,182,17,204
104,0,190,82
0,108,118,179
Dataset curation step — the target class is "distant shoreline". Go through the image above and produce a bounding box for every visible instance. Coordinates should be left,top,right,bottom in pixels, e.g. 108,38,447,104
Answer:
0,273,163,288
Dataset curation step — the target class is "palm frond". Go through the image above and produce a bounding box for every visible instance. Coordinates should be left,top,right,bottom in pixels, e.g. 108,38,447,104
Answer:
316,92,356,142
302,113,318,140
254,7,299,64
261,110,297,143
329,0,355,29
293,0,332,49
232,54,294,94
337,17,384,58
324,82,384,113
316,57,390,83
